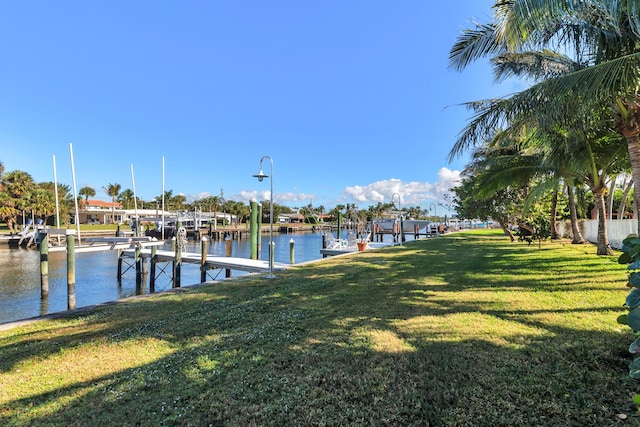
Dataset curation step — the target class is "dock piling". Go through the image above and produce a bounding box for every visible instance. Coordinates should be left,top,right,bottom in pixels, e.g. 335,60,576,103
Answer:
39,233,49,297
200,237,207,282
66,234,76,310
289,238,295,264
225,235,232,278
150,245,157,292
173,236,181,288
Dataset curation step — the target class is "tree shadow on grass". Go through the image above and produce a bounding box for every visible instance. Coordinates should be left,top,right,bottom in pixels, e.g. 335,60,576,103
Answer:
0,235,636,426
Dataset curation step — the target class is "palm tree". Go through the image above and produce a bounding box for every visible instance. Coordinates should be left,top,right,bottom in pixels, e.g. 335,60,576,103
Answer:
102,183,121,224
2,170,35,228
450,0,640,232
78,186,95,208
118,189,135,210
0,192,18,230
30,186,56,225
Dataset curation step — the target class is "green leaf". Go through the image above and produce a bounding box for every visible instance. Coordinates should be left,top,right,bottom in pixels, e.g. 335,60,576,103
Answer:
618,314,629,325
630,272,640,287
629,358,640,379
628,260,640,270
623,234,639,246
620,251,632,264
627,290,640,310
628,307,640,330
630,339,640,354
633,394,640,406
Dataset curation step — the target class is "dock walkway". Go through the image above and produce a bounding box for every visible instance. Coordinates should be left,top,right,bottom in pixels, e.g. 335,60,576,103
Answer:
121,248,287,274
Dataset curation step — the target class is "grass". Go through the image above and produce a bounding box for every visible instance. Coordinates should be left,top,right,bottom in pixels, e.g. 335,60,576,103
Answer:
0,229,637,426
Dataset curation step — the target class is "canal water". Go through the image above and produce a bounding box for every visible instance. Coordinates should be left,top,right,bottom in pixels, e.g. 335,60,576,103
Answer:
0,230,401,324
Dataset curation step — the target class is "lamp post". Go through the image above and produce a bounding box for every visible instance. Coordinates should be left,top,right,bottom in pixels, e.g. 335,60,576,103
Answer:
253,155,275,278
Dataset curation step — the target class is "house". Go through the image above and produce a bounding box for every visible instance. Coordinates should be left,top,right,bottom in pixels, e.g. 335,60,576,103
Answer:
74,200,124,224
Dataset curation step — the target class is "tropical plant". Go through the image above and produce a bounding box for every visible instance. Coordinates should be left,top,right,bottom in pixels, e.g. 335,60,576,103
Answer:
450,0,640,233
117,189,135,210
616,234,640,407
78,186,95,207
1,170,35,229
0,192,18,230
102,183,121,224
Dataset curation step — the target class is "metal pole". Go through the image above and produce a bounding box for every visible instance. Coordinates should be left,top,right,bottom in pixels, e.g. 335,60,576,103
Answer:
69,143,81,245
253,156,275,278
52,155,61,246
131,164,139,237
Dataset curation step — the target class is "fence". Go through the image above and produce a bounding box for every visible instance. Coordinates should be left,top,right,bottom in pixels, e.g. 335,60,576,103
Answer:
557,219,637,249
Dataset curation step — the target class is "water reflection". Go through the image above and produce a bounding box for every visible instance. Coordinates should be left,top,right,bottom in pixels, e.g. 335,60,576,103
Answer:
0,231,411,324
0,232,329,324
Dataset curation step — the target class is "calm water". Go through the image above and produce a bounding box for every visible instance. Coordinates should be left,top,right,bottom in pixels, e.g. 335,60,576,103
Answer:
0,230,399,324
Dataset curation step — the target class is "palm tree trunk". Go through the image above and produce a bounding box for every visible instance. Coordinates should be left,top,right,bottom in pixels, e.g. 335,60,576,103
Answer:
550,184,559,239
567,185,586,244
593,188,612,255
619,119,640,234
499,221,515,242
619,178,633,219
607,177,616,219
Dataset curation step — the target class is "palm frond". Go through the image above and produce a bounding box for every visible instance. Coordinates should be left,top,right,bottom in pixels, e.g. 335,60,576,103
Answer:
449,22,506,72
492,49,580,81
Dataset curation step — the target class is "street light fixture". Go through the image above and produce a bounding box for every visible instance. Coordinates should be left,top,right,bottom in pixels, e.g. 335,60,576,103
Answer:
253,155,275,278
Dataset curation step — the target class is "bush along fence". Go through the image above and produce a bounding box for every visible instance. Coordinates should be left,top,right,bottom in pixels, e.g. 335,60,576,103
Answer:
617,234,640,408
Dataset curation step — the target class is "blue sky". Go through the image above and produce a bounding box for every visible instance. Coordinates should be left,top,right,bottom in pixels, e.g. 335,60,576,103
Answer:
0,1,519,214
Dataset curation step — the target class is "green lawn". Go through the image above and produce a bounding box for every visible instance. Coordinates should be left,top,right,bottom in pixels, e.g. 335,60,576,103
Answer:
0,230,637,426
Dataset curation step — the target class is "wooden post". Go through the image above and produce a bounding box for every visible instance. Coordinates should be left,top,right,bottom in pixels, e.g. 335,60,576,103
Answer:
141,249,148,275
135,244,142,287
117,249,123,282
249,198,258,259
66,234,76,310
200,237,207,283
257,203,262,258
39,233,49,297
289,238,295,264
150,245,157,292
225,234,232,278
173,237,181,288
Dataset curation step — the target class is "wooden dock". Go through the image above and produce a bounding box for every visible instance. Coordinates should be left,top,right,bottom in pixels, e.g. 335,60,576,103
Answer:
121,248,287,274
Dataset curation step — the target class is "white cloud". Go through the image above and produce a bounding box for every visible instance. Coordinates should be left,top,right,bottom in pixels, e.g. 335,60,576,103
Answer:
234,190,315,206
342,167,461,208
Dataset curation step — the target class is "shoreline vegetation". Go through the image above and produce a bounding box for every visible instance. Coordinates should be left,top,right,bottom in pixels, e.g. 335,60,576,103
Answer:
0,230,636,426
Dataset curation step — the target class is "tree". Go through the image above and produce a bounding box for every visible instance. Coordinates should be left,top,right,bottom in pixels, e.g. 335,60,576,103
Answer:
451,171,526,241
78,186,95,207
117,189,135,210
102,183,121,224
2,170,35,229
30,186,56,225
0,191,18,230
449,0,640,233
